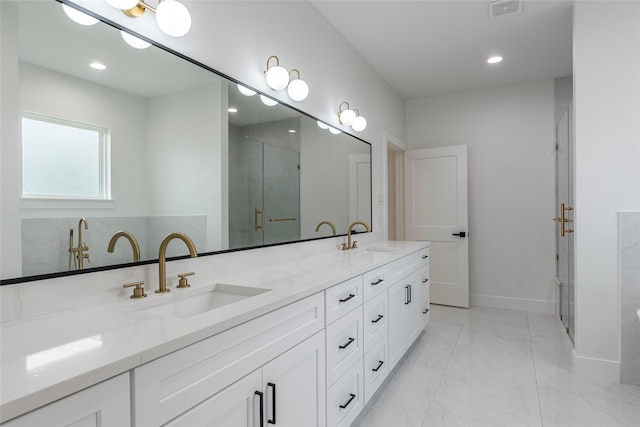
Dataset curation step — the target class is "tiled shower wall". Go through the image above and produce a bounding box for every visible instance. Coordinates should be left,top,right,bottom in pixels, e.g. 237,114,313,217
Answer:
620,211,640,385
21,215,206,277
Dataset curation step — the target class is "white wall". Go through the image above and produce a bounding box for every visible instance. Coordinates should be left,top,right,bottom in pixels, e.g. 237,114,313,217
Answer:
573,0,640,381
146,82,226,252
406,79,557,313
69,0,406,240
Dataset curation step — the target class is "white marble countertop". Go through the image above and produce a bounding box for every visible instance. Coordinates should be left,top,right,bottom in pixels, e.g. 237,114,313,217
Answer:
0,240,428,423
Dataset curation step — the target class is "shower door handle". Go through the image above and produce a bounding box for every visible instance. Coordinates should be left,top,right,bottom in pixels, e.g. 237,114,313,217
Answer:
255,209,265,231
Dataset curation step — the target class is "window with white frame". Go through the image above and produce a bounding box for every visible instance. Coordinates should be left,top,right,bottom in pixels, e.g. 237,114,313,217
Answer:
21,113,109,199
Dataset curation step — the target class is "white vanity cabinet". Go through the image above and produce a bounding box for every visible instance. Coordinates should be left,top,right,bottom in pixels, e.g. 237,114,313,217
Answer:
2,374,130,427
132,293,325,427
388,270,421,371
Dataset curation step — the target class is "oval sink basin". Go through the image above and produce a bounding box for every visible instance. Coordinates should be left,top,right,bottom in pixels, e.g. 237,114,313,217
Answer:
364,246,396,253
132,284,270,319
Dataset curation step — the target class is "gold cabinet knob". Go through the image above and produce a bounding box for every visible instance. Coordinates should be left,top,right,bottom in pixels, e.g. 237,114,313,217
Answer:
177,272,195,288
123,281,146,299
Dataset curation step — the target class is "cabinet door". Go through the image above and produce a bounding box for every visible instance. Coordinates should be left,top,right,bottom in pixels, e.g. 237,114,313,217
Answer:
405,272,421,346
163,370,262,427
388,280,409,371
262,331,326,427
3,374,130,427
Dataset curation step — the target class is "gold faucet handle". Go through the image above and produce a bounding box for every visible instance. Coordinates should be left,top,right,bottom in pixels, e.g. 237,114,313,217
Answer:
351,240,358,249
341,243,349,251
177,272,195,288
123,281,146,299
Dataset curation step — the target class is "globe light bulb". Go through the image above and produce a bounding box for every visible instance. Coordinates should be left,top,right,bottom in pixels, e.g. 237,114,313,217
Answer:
352,115,367,132
155,0,192,37
317,121,329,130
265,65,289,91
120,31,151,49
287,78,309,101
329,127,342,135
237,84,257,96
260,95,278,106
106,0,139,10
339,109,356,126
62,4,99,26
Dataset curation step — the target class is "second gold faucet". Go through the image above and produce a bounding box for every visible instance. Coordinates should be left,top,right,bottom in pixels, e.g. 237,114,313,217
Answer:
157,232,198,293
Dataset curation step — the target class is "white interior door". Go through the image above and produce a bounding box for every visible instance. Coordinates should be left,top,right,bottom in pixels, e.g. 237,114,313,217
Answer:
404,145,469,308
349,154,372,224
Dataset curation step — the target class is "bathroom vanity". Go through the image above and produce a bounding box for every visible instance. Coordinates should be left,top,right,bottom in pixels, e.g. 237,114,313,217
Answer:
0,240,429,426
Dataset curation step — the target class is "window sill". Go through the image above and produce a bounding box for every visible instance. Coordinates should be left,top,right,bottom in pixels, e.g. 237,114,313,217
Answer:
20,198,116,210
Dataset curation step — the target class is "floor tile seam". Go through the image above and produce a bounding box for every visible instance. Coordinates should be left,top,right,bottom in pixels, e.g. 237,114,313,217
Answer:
536,383,640,407
425,408,500,427
526,311,545,427
426,308,470,417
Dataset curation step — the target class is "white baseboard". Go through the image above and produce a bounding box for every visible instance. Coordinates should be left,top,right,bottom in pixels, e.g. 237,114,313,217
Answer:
573,349,621,383
469,293,555,314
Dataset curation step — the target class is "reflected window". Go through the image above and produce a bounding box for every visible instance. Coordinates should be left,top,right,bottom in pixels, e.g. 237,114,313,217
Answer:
21,113,109,199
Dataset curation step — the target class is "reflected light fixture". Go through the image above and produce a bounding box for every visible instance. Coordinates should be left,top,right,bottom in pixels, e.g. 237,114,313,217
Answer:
62,4,99,25
487,55,503,64
237,84,257,97
329,127,342,135
338,102,356,126
260,95,278,107
228,107,238,113
120,31,151,49
89,61,107,70
107,0,192,37
264,56,290,91
317,121,329,130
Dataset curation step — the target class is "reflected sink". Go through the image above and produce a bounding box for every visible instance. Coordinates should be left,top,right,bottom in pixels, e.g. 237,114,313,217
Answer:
134,284,270,319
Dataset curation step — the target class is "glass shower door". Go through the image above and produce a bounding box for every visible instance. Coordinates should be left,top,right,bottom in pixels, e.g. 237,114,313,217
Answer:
555,103,575,341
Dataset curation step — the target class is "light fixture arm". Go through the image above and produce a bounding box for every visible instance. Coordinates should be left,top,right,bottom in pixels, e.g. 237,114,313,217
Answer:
265,55,281,74
338,101,351,114
289,68,301,80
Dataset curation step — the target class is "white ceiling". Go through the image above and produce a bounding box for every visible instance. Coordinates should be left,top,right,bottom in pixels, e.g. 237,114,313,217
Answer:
311,0,574,100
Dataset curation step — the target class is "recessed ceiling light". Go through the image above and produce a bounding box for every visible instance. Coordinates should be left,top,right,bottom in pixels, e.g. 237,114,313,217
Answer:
228,107,238,113
288,129,296,133
487,56,503,64
89,62,106,70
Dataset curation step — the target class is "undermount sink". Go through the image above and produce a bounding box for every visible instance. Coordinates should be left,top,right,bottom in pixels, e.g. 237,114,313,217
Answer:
131,283,270,319
364,246,396,253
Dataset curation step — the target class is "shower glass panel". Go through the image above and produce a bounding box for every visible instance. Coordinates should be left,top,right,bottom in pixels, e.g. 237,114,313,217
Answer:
556,103,575,342
229,133,300,248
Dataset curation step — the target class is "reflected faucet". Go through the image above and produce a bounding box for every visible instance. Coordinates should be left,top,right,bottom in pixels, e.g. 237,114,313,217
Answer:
343,220,371,250
157,232,198,293
107,231,141,262
68,218,90,270
315,220,337,236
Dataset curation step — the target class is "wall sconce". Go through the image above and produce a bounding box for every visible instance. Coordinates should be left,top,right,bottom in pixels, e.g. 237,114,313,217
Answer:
106,0,192,38
338,102,367,132
264,56,309,102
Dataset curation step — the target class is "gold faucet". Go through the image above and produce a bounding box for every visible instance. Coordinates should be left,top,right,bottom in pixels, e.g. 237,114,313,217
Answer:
157,232,198,293
315,220,337,236
343,220,371,250
107,231,141,262
68,218,90,270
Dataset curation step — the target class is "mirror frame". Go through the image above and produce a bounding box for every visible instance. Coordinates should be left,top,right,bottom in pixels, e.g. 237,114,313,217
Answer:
0,0,373,285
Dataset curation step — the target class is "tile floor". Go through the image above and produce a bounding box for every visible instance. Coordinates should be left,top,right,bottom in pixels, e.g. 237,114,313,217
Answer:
355,305,640,427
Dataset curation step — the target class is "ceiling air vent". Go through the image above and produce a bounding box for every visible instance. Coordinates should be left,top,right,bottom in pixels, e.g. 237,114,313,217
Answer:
489,0,523,18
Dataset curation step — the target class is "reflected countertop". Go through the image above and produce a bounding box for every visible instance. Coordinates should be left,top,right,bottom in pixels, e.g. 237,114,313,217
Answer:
0,240,428,423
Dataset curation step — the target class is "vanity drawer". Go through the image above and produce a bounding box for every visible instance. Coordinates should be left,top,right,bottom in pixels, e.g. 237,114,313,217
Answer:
327,359,364,427
362,265,390,301
364,334,388,404
363,291,388,351
326,306,363,386
386,251,425,285
326,275,363,325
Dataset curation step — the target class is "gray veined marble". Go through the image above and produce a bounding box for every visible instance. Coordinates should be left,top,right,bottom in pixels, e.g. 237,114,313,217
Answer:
620,211,640,386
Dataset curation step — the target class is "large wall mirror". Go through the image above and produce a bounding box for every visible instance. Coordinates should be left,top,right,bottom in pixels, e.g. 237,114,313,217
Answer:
0,0,372,284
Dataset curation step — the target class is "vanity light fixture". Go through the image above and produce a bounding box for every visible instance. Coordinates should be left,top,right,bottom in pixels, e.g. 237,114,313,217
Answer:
237,84,257,97
107,0,192,38
264,56,310,101
62,4,99,25
264,56,290,91
329,127,342,135
338,102,368,132
317,121,330,130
